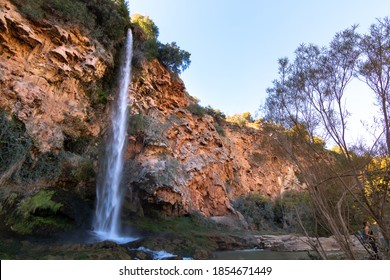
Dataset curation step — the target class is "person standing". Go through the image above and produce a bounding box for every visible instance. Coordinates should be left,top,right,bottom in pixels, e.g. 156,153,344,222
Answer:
363,221,379,259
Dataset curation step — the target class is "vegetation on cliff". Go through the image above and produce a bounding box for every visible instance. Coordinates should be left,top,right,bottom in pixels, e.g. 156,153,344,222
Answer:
131,14,191,74
10,0,130,48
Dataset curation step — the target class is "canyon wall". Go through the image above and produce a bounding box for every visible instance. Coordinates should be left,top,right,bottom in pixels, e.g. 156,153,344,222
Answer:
0,1,305,233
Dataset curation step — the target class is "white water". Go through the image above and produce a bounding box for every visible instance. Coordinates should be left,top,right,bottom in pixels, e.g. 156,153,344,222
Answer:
93,30,136,244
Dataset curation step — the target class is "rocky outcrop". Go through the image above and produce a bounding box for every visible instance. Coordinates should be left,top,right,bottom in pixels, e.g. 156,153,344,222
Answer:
0,1,111,152
255,234,365,252
124,59,305,220
0,1,116,235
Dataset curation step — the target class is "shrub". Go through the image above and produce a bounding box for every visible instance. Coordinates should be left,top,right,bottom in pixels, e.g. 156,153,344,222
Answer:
214,124,225,137
83,0,130,47
187,103,206,117
143,38,160,61
226,114,247,127
72,159,95,182
131,14,191,74
0,110,32,179
15,152,64,184
0,110,66,185
128,114,167,146
131,14,159,40
128,114,152,137
273,191,328,236
241,112,252,122
233,194,275,230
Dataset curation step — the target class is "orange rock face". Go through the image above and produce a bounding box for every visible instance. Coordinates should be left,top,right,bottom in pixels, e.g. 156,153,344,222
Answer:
126,60,306,219
0,1,111,152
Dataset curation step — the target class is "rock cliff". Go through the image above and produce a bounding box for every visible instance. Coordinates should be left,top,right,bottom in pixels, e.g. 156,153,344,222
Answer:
0,0,305,234
125,60,305,222
0,1,115,234
0,1,112,153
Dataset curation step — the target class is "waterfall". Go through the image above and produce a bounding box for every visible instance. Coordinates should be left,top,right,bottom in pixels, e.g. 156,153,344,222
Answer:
93,30,136,244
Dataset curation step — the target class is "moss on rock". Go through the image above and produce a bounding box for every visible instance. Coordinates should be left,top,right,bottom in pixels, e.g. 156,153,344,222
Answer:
8,190,71,235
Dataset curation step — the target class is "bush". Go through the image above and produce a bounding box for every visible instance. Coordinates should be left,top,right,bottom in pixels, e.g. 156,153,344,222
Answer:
226,114,247,127
273,191,328,236
233,194,275,230
128,114,167,146
131,14,191,74
15,152,64,184
131,14,159,40
0,110,32,179
0,110,66,185
187,103,206,117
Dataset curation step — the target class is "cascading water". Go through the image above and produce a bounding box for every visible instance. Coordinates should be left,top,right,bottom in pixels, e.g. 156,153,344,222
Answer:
93,30,136,244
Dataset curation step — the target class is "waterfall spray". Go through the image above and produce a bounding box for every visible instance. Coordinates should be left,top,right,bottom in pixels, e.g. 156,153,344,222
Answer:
93,30,136,243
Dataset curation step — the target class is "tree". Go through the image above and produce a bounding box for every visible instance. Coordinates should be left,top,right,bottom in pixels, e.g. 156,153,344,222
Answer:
262,26,390,259
358,17,390,155
241,112,252,122
131,14,191,75
131,14,159,40
158,42,191,74
357,17,390,256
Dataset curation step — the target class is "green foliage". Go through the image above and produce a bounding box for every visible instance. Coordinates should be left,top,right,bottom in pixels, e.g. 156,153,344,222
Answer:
63,135,93,155
128,114,151,135
0,111,65,184
84,0,130,47
233,194,275,230
128,213,218,257
128,114,167,147
15,152,64,184
158,42,191,74
284,123,326,148
10,190,68,235
17,190,62,219
226,114,247,127
131,14,159,40
89,85,110,107
206,107,226,120
143,38,160,60
131,14,191,74
273,191,323,236
72,159,95,182
241,112,252,122
10,0,130,48
187,103,207,117
0,110,32,177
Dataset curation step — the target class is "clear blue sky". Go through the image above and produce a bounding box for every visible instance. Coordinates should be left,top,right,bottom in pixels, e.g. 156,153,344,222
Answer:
128,0,389,126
